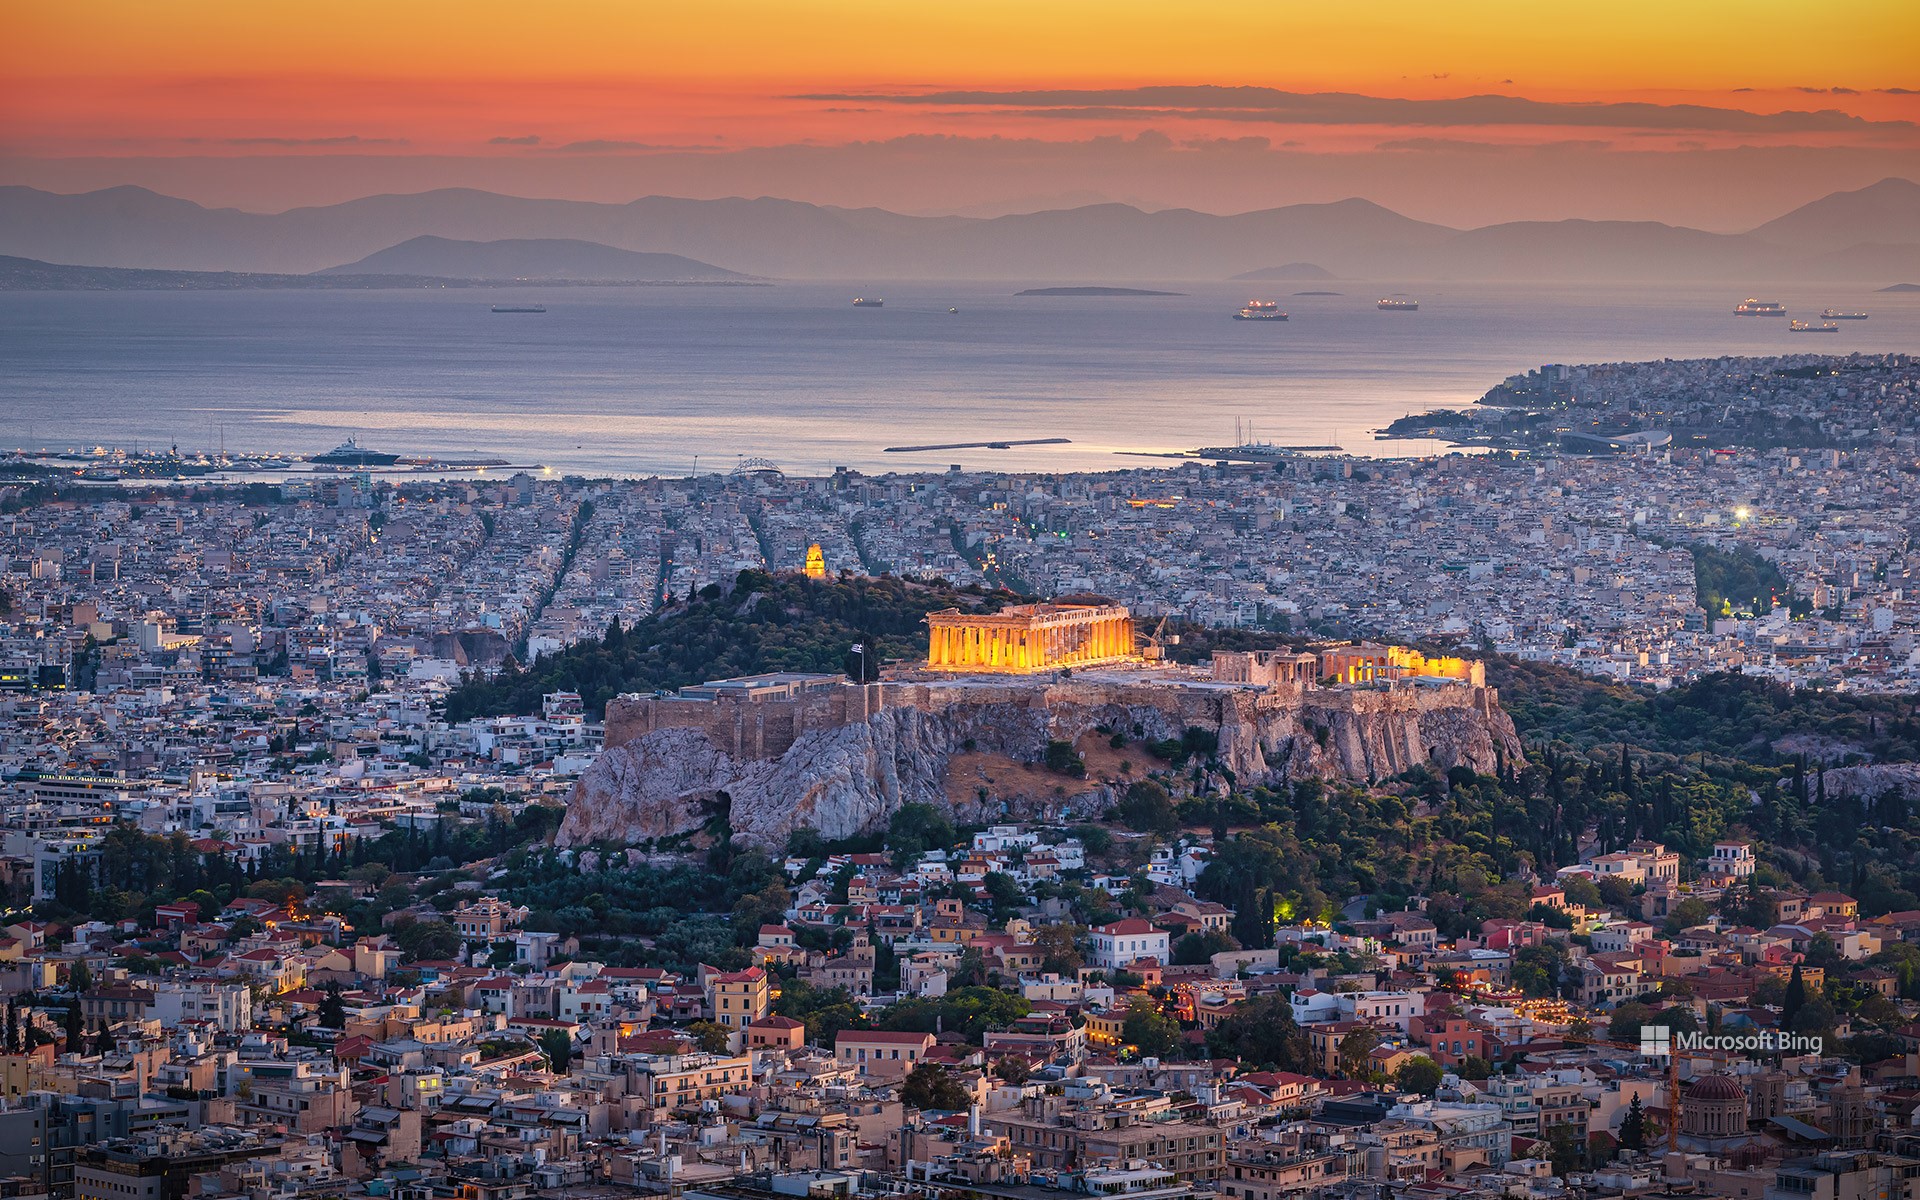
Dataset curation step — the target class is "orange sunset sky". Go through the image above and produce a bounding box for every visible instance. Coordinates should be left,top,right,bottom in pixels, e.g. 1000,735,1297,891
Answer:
4,0,1919,227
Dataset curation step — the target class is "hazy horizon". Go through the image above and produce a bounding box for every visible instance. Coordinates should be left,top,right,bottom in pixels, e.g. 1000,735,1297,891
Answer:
7,3,1920,231
7,166,1919,234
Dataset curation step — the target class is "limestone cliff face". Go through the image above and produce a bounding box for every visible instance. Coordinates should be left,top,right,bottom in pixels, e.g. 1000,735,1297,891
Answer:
1813,763,1920,808
558,677,1524,850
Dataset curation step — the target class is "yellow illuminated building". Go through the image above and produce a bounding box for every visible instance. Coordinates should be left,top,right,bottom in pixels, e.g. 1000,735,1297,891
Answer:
1317,643,1484,687
925,603,1136,673
803,543,826,578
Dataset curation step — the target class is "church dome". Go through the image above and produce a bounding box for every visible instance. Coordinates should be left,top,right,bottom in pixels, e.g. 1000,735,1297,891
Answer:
1689,1073,1746,1101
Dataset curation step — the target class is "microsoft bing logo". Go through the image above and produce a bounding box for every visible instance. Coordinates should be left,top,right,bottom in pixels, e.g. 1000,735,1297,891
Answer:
1637,1027,1821,1057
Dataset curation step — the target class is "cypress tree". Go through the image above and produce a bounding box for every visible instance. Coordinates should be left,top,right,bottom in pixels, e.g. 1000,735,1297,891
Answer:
1783,964,1807,1028
1621,1094,1646,1151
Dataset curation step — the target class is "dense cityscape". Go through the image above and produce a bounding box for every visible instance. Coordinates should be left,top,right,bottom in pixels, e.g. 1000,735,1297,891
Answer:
1,351,1919,1200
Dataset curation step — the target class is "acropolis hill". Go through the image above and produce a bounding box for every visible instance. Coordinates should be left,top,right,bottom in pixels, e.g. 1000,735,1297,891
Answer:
559,603,1521,849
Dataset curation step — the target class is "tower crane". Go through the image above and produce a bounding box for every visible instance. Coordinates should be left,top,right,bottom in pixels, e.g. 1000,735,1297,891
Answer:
1138,615,1179,662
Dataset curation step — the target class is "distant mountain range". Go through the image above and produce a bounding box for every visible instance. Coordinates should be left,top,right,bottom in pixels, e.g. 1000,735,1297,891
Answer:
1233,262,1335,281
318,235,746,281
0,177,1915,283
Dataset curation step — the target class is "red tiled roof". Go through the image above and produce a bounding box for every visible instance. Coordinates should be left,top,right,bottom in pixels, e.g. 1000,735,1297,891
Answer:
836,1029,934,1045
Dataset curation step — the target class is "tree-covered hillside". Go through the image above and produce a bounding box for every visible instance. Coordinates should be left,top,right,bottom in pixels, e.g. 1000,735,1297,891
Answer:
1487,657,1920,764
445,571,1027,720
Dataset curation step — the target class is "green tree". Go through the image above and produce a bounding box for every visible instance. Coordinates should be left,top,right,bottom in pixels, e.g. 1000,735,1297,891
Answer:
318,983,347,1029
393,919,462,962
1121,996,1182,1060
1337,1028,1379,1080
1172,929,1239,965
1395,1055,1443,1096
686,1021,733,1054
887,803,957,868
775,979,868,1045
881,986,1030,1042
68,961,92,995
1546,1125,1582,1176
1783,964,1807,1029
538,1028,573,1073
1513,943,1569,1000
1620,1094,1646,1151
1043,741,1087,779
731,881,794,947
1114,780,1179,834
1204,995,1309,1071
1034,924,1084,976
900,1062,972,1111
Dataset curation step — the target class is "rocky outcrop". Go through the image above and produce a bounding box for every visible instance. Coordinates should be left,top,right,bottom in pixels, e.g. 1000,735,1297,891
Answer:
559,676,1524,850
1813,763,1920,809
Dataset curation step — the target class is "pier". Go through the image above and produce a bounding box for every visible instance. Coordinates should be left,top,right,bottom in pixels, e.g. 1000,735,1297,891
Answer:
883,437,1071,453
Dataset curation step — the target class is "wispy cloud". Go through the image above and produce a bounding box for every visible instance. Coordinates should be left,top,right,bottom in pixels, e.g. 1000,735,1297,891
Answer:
548,138,726,153
1181,135,1271,151
211,135,407,147
1375,137,1613,153
794,85,1913,135
489,135,541,145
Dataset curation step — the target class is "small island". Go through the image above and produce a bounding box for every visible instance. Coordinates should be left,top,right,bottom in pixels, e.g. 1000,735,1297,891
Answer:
1232,262,1334,281
1014,286,1184,297
1880,282,1920,292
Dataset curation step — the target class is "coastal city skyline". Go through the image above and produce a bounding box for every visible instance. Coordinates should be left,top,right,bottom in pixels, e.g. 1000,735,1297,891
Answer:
7,9,1920,1200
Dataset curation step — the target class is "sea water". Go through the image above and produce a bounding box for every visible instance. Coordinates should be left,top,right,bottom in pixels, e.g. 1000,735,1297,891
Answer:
3,280,1914,476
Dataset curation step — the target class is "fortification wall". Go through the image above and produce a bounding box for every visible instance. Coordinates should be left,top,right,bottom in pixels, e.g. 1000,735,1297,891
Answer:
604,683,884,759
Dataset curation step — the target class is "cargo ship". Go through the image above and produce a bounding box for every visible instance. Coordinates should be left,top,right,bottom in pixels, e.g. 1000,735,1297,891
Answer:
490,305,546,314
1233,300,1288,321
1377,297,1419,311
1734,298,1788,316
852,297,884,307
1821,308,1869,320
1789,319,1839,334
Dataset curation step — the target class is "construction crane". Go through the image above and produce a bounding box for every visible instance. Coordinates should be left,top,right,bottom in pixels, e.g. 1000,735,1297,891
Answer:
1139,615,1179,662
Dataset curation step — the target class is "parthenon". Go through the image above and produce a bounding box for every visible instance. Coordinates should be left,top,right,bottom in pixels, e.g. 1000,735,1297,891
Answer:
925,603,1137,673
